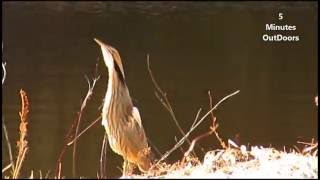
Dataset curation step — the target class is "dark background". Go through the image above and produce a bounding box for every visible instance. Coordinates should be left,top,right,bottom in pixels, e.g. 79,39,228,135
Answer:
2,1,318,178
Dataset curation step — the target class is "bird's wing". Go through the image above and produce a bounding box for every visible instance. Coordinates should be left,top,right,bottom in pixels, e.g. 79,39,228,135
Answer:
132,106,143,129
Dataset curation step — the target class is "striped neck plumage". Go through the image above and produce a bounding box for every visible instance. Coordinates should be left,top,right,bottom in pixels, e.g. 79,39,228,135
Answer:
101,47,115,128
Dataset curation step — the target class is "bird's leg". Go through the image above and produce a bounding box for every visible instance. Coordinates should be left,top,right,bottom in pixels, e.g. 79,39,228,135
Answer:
122,160,135,177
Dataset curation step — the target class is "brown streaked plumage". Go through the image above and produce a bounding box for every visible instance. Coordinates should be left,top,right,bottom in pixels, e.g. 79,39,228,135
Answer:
94,38,152,175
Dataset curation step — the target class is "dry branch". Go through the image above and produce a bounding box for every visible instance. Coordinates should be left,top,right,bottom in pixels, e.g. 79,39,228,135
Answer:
147,54,192,146
55,73,100,178
99,133,108,179
2,52,14,173
183,119,217,161
208,91,227,149
152,90,240,167
2,117,15,173
72,75,100,177
67,116,102,146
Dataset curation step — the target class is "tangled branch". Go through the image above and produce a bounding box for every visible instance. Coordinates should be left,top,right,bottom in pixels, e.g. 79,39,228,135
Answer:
152,90,240,167
55,70,100,178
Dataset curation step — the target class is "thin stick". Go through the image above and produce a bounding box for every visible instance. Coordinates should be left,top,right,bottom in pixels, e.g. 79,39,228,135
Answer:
174,136,185,154
183,119,217,160
57,162,61,179
45,170,51,179
147,54,192,146
153,90,240,167
192,108,206,155
297,140,317,146
99,133,108,179
39,170,43,179
67,116,102,146
147,137,163,157
2,56,13,172
55,66,100,177
192,108,202,128
2,163,12,173
2,117,14,172
208,91,216,124
2,42,6,84
293,145,301,154
2,62,6,84
208,91,227,149
303,143,318,153
30,170,34,179
72,75,100,177
55,113,78,177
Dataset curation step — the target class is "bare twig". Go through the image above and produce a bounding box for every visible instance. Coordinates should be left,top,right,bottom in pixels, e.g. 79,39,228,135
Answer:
297,140,317,146
147,137,163,158
2,42,6,85
2,163,13,173
298,139,318,154
192,108,202,128
174,136,185,154
2,62,6,85
1,49,13,172
45,170,51,179
39,170,43,179
55,70,100,178
183,119,217,161
55,111,79,177
302,143,318,154
192,108,206,155
13,89,30,179
2,117,15,172
227,139,239,149
67,116,102,146
72,75,100,177
208,91,216,124
2,45,13,173
147,54,191,146
208,91,227,149
99,133,108,179
293,145,301,154
57,163,61,179
153,90,240,167
29,170,34,179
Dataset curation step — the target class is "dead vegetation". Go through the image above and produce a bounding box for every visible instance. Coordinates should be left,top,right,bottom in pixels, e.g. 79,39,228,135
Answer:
130,143,317,178
55,62,101,179
2,89,30,179
2,52,318,179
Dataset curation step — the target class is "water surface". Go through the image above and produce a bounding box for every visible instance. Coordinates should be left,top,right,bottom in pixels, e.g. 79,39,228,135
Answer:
2,2,318,178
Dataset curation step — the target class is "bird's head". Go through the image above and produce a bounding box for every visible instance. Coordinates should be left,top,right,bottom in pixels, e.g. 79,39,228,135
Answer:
94,38,125,78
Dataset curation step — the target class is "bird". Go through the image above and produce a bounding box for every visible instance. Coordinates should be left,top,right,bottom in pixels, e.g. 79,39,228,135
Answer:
94,38,153,176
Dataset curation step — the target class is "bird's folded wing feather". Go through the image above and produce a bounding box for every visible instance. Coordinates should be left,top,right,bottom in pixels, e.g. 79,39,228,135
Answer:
132,106,143,129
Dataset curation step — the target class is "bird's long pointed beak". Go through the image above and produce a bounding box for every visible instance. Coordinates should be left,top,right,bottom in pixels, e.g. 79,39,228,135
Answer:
94,38,126,78
94,38,107,48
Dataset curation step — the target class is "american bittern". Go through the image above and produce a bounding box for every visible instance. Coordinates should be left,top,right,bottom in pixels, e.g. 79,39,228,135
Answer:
94,38,152,175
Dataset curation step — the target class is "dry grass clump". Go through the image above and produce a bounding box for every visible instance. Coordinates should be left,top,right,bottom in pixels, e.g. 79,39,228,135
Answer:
129,144,317,179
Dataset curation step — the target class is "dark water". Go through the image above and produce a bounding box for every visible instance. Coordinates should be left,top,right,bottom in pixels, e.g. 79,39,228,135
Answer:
2,2,318,178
